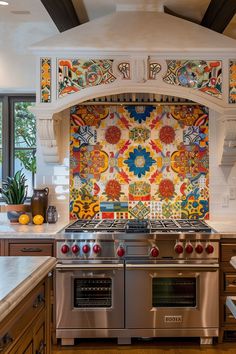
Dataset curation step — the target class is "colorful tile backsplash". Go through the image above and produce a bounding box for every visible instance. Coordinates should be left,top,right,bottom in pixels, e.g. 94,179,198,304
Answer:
70,104,209,220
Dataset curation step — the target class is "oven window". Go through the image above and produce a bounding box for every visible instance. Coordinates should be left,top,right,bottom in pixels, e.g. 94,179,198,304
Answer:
74,278,112,308
152,277,196,308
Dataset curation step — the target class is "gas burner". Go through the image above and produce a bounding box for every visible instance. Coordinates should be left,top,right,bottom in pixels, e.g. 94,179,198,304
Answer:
126,219,149,233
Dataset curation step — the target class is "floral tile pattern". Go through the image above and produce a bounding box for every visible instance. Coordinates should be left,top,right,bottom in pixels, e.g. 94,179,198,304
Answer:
163,60,222,99
58,59,116,98
70,104,209,220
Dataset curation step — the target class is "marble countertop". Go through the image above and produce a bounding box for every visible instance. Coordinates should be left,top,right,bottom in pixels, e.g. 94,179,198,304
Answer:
0,256,57,323
206,221,236,236
0,213,69,238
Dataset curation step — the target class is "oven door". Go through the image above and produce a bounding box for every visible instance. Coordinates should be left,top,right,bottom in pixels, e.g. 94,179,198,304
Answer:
125,262,219,329
56,262,124,329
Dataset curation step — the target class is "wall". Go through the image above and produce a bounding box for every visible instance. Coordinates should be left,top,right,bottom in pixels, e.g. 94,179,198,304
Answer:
36,109,70,222
0,12,57,92
209,110,236,220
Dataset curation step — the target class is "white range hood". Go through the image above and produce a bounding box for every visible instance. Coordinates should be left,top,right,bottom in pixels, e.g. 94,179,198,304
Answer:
30,2,236,166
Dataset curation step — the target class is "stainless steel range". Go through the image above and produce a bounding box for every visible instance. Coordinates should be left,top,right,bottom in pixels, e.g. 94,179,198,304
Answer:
56,219,219,346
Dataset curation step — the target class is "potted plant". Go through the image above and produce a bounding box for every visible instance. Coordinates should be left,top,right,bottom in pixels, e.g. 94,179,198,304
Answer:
0,170,30,222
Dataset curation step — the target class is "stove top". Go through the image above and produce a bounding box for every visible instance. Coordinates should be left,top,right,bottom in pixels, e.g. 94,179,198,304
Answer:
65,219,213,233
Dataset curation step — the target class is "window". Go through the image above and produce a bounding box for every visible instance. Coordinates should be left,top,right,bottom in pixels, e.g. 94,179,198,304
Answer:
0,95,36,196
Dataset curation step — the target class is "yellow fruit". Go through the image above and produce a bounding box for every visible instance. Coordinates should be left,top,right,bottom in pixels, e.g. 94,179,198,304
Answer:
33,215,44,225
18,214,30,225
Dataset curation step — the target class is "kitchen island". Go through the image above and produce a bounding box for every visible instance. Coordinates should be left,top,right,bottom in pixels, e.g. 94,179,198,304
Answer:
0,256,56,353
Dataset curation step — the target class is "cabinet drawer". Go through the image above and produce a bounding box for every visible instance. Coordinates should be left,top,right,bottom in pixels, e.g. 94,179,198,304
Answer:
8,243,53,256
224,274,236,293
221,244,236,262
0,283,45,353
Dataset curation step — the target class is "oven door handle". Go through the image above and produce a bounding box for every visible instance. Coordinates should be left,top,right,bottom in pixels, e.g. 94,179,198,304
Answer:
56,263,124,271
125,263,219,270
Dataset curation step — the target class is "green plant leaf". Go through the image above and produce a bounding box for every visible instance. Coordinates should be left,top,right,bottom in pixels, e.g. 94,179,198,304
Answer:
0,169,28,204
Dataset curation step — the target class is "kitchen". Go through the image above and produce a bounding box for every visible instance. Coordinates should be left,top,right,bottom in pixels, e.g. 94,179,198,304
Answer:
1,0,236,353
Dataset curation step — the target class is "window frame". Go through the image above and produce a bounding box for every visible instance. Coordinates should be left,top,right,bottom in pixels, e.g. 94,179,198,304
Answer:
0,94,36,199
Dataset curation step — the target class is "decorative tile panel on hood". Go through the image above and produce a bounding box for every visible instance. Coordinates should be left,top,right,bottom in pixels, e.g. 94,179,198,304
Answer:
40,58,51,103
70,105,209,220
163,60,222,99
58,59,116,98
229,60,236,103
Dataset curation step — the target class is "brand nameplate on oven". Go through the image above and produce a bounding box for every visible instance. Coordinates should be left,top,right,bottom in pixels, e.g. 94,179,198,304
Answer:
164,315,183,323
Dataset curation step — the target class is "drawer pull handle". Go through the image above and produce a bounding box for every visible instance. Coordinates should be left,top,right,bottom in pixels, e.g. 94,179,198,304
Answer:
36,340,46,354
0,333,13,351
21,247,42,252
33,294,45,308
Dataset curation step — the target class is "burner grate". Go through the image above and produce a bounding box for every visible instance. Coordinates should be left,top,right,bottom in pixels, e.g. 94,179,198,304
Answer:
65,219,213,233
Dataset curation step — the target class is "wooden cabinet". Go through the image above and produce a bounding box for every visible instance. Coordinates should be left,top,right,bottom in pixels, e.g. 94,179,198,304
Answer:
2,239,55,344
220,241,236,342
4,240,54,257
0,274,51,353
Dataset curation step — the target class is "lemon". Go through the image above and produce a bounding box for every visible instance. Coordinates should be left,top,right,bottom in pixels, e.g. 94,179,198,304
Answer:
18,214,30,225
33,215,44,225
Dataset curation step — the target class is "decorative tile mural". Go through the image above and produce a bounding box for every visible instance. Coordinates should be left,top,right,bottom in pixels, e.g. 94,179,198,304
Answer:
40,58,51,103
70,104,209,220
163,60,222,99
229,60,236,103
58,59,116,98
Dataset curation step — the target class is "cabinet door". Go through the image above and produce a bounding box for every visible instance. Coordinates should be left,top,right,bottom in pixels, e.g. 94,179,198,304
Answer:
23,342,33,354
34,322,46,354
12,330,33,354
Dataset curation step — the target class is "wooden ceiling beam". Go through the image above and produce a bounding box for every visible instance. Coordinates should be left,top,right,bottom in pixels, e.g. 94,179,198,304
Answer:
200,0,225,27
164,6,200,24
201,0,236,33
210,0,236,32
40,0,80,32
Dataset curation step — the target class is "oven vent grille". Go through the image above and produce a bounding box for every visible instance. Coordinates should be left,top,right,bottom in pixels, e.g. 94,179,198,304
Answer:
82,93,195,105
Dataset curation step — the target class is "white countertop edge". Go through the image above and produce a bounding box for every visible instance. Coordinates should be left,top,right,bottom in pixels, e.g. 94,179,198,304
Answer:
0,256,57,323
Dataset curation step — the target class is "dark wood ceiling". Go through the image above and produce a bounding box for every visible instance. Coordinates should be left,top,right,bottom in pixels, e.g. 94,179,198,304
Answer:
41,0,236,34
40,0,80,32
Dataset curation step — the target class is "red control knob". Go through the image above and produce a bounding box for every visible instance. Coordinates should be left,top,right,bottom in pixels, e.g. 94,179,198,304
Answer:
195,244,204,254
175,243,184,254
82,244,90,254
61,244,69,254
150,247,159,258
93,244,101,254
185,243,194,254
117,247,125,258
71,244,80,254
205,244,214,254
